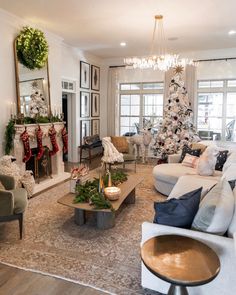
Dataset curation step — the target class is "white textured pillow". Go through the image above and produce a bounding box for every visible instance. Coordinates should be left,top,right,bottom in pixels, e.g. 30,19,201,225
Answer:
228,187,236,238
168,175,218,200
192,178,234,235
197,145,218,176
182,154,199,168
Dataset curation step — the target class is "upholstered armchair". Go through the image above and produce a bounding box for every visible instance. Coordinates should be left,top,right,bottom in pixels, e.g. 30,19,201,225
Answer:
0,174,28,239
102,136,137,172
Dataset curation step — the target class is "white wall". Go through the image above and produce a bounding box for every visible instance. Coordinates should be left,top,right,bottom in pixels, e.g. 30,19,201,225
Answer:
0,9,108,162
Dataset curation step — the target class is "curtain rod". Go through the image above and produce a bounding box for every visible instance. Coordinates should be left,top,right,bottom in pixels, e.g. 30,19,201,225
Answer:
109,57,236,68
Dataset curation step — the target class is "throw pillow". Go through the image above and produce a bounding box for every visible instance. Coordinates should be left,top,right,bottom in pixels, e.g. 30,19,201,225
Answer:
182,154,199,168
197,145,218,176
179,145,201,163
192,178,234,235
227,187,236,238
191,143,207,154
215,150,229,171
111,136,129,153
0,181,5,190
153,187,202,229
229,179,236,190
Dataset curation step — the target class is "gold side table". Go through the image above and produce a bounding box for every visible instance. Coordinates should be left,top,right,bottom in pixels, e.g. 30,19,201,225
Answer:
141,235,220,295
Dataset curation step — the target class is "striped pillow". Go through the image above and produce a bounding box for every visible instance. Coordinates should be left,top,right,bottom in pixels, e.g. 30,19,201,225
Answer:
182,154,199,168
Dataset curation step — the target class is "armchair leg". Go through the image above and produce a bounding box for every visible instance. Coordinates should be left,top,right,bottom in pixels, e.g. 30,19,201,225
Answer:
18,213,23,239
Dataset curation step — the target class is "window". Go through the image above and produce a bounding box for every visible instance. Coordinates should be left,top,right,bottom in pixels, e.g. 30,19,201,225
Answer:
197,80,236,141
119,82,164,135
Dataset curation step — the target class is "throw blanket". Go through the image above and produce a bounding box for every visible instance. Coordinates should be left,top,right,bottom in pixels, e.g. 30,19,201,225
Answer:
102,137,124,163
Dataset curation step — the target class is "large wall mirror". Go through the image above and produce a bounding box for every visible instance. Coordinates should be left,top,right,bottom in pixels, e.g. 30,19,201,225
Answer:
14,40,51,116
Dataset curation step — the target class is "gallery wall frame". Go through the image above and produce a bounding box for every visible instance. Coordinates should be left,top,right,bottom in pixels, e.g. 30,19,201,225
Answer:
91,92,100,117
91,65,100,91
91,119,100,136
80,61,90,89
80,91,90,117
80,120,91,144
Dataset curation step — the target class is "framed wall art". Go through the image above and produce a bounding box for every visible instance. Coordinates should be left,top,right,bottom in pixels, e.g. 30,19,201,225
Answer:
80,120,91,143
91,65,100,91
91,119,100,136
80,91,90,117
91,93,100,117
80,61,90,89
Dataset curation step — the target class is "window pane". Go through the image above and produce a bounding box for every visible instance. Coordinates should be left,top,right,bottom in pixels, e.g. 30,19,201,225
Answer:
211,80,223,87
120,127,130,136
130,117,140,127
227,93,236,117
120,105,130,116
131,106,140,116
130,95,140,105
228,80,236,87
120,84,130,91
198,81,210,88
143,82,164,90
130,84,141,90
120,117,130,126
120,95,130,105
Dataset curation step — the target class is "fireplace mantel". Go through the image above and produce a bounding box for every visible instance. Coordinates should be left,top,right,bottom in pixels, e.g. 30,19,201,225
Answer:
13,122,70,195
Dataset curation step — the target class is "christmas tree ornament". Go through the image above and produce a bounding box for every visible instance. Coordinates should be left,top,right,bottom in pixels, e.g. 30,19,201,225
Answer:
20,128,32,162
61,126,68,154
48,125,59,156
35,125,44,160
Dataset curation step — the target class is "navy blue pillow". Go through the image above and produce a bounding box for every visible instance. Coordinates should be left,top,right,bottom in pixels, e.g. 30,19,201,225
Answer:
215,150,229,171
153,187,202,229
229,179,236,190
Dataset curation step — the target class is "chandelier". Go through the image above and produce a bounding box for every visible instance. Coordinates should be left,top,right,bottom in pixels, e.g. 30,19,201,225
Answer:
124,15,195,71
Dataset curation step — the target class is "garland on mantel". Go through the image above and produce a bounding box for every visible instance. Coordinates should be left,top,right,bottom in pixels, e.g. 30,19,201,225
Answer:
4,116,63,155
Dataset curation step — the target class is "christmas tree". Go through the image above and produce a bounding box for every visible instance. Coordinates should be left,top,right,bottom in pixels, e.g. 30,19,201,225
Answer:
153,66,199,159
29,81,48,118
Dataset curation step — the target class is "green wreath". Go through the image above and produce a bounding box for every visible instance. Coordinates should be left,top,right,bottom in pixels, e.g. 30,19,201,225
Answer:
16,26,49,70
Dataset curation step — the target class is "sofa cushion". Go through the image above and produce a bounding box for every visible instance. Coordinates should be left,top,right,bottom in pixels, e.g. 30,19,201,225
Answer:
168,175,219,200
223,163,236,181
154,187,202,229
223,152,236,173
215,150,229,171
192,178,234,235
111,136,129,153
227,187,236,238
179,145,201,163
153,164,197,185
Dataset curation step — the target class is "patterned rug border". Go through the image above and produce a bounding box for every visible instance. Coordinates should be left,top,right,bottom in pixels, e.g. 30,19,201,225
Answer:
0,260,114,295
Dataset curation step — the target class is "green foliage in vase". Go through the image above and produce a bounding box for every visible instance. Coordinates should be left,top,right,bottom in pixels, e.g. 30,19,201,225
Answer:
4,119,16,155
99,170,128,186
16,26,49,70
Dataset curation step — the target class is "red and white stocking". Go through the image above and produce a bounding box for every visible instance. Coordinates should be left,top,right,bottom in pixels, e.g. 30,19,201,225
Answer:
20,128,32,163
61,126,68,154
48,125,59,156
36,126,44,160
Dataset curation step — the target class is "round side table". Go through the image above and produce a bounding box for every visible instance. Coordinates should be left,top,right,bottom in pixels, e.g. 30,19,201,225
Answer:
141,235,220,295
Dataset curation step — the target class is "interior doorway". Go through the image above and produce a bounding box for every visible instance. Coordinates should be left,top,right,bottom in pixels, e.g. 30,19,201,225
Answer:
62,93,73,162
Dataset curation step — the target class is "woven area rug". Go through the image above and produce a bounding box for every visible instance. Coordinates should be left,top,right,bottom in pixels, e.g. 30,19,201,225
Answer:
0,164,166,294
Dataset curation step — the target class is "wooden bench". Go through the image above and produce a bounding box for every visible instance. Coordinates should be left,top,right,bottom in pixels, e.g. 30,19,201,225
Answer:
79,134,103,164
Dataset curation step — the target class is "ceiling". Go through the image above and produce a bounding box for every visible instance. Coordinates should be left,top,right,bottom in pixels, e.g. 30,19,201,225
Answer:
0,0,236,59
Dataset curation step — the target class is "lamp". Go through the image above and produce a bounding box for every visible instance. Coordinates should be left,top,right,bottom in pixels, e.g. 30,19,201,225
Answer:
124,15,195,71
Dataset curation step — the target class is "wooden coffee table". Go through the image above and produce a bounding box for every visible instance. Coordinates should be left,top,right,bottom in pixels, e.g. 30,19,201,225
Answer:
58,175,143,229
141,235,220,295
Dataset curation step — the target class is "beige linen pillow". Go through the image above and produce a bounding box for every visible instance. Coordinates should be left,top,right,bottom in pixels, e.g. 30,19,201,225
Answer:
191,143,207,154
111,136,129,153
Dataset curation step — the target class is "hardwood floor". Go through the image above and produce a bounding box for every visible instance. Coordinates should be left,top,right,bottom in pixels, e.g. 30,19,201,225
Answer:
0,156,107,295
0,264,107,295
